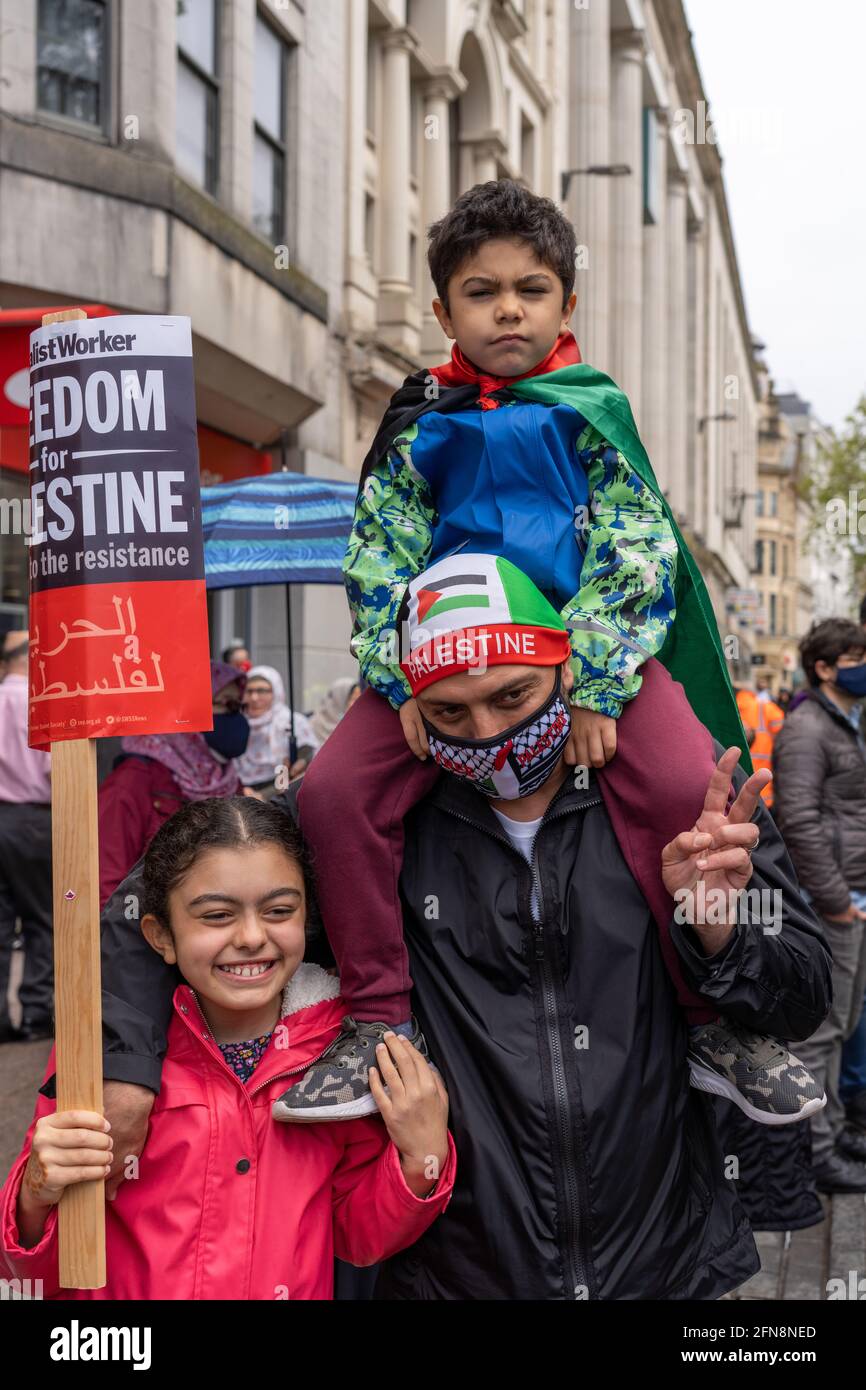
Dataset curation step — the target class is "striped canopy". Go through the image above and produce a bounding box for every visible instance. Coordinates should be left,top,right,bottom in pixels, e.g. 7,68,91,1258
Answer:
201,471,356,589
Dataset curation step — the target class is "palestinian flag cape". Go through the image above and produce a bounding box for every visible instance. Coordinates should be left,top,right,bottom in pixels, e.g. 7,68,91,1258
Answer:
357,340,748,766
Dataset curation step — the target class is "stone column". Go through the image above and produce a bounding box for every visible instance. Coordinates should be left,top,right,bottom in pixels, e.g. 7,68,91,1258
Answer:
420,72,464,355
665,164,689,519
377,27,419,353
109,0,176,160
379,28,413,292
218,0,254,220
640,107,669,484
344,0,377,333
567,0,611,369
609,28,646,412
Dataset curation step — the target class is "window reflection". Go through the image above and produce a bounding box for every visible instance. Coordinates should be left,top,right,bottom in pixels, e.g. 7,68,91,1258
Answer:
37,0,106,129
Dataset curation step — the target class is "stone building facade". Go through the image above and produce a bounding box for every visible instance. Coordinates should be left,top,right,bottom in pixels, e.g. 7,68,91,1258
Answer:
0,0,347,700
1,0,766,705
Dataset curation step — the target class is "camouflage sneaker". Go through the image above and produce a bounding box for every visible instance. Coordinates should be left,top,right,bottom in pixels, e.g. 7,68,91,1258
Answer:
687,1019,826,1126
272,1016,428,1123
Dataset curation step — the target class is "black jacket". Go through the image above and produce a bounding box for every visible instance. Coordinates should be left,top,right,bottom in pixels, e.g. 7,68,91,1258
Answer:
773,689,866,918
88,761,830,1300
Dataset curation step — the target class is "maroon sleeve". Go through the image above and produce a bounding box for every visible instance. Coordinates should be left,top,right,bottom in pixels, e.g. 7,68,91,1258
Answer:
98,763,151,908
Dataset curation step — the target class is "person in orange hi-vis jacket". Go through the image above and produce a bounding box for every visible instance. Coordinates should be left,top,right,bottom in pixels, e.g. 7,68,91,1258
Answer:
736,686,785,808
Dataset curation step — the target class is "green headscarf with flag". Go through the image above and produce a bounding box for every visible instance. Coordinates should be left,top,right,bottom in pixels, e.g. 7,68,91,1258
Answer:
507,363,750,768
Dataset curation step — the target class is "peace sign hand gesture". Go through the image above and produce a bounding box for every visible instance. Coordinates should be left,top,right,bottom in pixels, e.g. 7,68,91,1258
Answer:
661,746,771,956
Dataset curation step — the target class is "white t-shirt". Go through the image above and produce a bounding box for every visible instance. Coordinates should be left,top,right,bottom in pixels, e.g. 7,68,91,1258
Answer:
491,807,544,921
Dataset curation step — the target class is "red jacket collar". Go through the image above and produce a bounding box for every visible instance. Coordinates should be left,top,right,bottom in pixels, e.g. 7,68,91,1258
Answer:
172,981,346,1090
429,328,581,410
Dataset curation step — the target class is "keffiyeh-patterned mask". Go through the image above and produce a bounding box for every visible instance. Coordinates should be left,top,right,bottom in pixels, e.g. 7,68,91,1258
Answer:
422,669,572,800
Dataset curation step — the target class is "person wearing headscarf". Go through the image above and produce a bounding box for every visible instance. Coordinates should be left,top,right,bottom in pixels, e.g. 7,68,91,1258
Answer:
97,662,249,905
310,676,362,749
236,665,319,794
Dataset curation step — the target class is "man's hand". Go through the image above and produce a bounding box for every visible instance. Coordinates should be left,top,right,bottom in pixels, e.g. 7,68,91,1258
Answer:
399,697,430,761
102,1081,155,1200
661,746,771,956
564,706,617,769
825,903,866,924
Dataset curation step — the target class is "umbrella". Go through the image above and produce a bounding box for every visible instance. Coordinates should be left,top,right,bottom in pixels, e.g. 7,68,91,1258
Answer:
201,469,357,758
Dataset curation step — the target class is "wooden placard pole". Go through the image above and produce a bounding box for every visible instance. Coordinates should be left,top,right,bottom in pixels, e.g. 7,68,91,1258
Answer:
40,308,106,1289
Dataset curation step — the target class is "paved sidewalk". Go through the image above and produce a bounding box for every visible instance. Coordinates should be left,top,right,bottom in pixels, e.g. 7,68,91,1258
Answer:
2,1007,864,1301
725,1199,866,1301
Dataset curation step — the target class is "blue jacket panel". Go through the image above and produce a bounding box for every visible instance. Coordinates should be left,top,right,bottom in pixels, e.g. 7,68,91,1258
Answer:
410,400,589,610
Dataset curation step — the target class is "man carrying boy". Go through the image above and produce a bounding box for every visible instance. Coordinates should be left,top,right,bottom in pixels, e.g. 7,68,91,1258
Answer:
286,179,821,1124
86,555,831,1298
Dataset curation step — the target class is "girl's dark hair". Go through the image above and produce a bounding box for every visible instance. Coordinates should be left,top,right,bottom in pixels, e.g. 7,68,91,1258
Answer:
800,618,866,687
427,179,576,312
141,796,313,929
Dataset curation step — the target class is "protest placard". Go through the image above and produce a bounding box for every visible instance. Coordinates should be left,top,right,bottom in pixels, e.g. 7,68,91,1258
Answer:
26,309,212,1288
27,313,212,747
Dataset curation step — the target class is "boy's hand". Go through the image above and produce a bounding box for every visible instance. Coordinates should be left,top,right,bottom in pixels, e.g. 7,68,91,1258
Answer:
565,706,617,769
22,1111,112,1209
399,697,430,761
369,1033,449,1198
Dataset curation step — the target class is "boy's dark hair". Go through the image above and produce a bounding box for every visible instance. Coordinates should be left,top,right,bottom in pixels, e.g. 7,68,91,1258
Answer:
799,618,866,687
141,796,313,931
427,180,576,313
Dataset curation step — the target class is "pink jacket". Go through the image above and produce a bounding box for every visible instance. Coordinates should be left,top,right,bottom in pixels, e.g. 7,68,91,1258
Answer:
1,964,456,1300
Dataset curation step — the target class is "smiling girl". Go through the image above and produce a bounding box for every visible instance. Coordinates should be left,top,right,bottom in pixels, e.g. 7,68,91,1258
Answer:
1,798,454,1300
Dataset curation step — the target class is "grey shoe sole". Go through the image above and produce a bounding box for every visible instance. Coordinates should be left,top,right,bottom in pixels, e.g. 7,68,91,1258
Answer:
687,1058,827,1126
272,1090,380,1124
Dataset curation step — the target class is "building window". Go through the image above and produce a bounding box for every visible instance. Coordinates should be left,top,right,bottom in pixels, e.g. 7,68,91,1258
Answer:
176,0,220,195
769,593,777,636
366,39,377,138
782,544,789,579
769,540,777,576
770,490,778,517
642,108,662,225
520,112,536,186
449,98,461,203
409,232,418,291
782,596,789,635
754,539,764,574
253,14,288,244
37,0,108,130
364,193,375,269
756,489,764,517
409,88,420,179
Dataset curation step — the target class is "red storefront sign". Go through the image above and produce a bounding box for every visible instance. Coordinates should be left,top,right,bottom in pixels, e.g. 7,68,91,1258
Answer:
2,306,272,480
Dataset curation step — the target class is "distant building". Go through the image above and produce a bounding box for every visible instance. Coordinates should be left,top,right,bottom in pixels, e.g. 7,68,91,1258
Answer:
749,365,810,693
775,391,852,629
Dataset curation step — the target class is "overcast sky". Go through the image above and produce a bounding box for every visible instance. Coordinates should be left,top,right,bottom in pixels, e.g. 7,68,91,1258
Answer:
684,0,866,430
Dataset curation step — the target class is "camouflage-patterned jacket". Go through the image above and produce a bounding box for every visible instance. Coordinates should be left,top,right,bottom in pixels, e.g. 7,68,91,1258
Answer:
343,394,677,717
